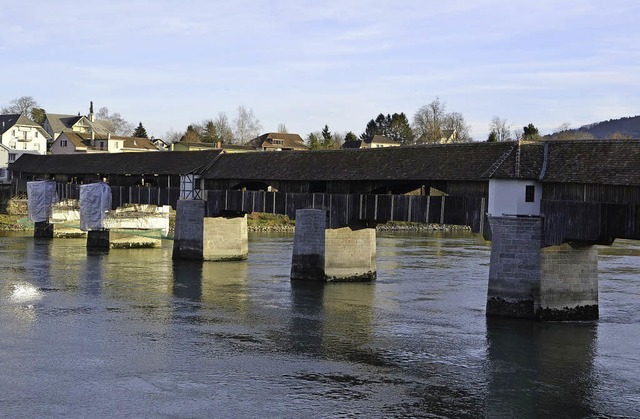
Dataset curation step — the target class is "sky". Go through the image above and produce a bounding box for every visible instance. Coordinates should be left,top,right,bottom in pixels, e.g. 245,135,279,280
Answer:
1,0,639,141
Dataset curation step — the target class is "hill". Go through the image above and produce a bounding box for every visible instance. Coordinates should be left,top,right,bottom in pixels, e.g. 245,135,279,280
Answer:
546,115,640,140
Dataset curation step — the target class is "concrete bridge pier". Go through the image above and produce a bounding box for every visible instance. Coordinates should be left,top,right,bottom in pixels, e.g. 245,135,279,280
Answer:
291,209,376,282
486,216,598,320
173,199,248,261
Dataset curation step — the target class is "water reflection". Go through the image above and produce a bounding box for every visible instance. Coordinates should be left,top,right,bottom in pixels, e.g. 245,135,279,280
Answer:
288,281,378,364
172,260,250,313
485,317,597,418
83,248,107,297
172,260,203,302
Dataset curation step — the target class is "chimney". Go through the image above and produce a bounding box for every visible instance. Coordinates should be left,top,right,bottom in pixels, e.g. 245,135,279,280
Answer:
107,133,111,140
89,101,95,122
91,131,95,141
217,141,222,148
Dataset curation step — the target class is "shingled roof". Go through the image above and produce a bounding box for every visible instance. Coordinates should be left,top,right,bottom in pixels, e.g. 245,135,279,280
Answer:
202,142,517,181
541,139,640,185
482,141,545,180
9,150,221,176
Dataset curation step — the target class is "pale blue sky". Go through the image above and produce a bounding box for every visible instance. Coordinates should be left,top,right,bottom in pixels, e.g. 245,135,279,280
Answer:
2,0,638,140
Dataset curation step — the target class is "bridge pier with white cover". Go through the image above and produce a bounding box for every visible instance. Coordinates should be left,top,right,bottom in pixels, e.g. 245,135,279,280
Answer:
173,199,248,261
291,209,376,282
27,180,57,239
80,182,112,249
486,179,599,320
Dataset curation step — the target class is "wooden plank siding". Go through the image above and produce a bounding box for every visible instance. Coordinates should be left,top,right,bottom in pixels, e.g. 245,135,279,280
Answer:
204,189,486,232
543,183,640,205
542,200,640,245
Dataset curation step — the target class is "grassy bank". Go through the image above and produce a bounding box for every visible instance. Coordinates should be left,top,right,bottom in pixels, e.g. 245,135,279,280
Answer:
0,214,28,230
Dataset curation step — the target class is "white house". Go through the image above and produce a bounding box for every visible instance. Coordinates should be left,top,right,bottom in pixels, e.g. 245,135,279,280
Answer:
0,114,50,154
0,114,50,182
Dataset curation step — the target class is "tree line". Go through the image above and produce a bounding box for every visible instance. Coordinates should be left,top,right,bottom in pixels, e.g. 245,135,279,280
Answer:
9,95,628,148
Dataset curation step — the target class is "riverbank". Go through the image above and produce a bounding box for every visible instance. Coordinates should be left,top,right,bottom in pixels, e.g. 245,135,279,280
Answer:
0,212,471,233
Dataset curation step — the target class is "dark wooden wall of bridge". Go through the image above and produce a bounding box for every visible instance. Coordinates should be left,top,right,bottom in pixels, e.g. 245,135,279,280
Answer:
542,183,640,246
204,179,489,197
205,189,487,232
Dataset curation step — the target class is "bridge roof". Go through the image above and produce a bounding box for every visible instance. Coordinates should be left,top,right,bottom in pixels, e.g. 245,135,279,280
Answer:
541,140,640,185
202,142,526,182
9,150,222,176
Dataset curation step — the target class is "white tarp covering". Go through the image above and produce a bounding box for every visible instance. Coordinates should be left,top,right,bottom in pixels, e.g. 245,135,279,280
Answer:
79,182,112,231
27,181,58,223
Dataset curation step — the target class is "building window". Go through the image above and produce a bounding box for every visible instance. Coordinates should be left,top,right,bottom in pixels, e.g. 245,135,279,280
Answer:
100,141,105,149
525,185,535,203
8,154,16,162
61,140,67,147
35,132,38,138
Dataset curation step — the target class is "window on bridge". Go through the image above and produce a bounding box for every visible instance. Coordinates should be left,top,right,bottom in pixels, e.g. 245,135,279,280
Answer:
525,185,535,203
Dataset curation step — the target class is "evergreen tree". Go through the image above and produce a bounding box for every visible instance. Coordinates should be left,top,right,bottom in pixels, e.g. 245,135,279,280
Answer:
30,108,46,125
360,119,378,142
388,113,414,144
183,124,201,143
523,123,540,140
345,131,359,143
487,131,498,142
133,122,148,138
307,132,321,149
201,119,217,143
321,125,334,148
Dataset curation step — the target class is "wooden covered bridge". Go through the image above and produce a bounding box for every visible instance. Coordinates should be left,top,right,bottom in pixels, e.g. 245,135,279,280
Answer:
10,139,640,321
9,140,640,244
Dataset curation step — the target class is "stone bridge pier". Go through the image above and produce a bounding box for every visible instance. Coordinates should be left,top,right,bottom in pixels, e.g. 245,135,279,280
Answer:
291,209,376,282
172,199,248,261
486,216,598,320
486,179,599,321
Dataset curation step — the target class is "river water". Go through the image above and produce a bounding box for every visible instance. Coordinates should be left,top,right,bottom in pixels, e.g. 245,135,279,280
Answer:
0,230,638,418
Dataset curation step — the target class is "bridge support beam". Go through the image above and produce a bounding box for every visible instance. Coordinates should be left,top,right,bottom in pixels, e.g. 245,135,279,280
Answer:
486,216,598,320
291,209,376,282
203,214,248,261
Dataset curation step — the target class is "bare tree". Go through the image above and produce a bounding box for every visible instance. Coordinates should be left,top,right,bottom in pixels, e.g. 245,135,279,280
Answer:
412,97,447,143
95,106,134,136
413,98,472,143
2,96,39,117
489,116,512,142
233,106,262,145
212,112,234,143
512,129,523,141
444,112,472,142
163,129,184,144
